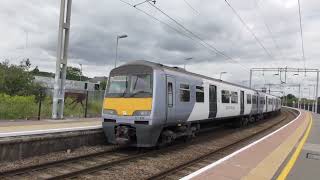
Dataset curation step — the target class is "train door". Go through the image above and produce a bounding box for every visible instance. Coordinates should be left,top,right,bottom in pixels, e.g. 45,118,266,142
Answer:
240,91,244,115
166,76,175,123
209,85,217,118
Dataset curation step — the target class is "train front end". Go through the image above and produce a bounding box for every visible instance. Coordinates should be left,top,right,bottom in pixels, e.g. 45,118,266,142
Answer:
102,63,162,147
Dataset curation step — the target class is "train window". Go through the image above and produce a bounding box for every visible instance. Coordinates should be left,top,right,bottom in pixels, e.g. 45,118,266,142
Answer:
260,97,265,104
247,94,252,104
231,91,238,103
196,86,204,102
252,95,257,104
168,82,173,107
221,90,230,103
180,84,190,102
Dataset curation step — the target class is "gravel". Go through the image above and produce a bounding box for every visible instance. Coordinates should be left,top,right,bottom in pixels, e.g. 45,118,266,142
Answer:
0,145,114,173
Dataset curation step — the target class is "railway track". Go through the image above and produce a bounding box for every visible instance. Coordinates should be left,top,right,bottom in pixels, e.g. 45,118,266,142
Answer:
0,108,297,180
0,146,134,179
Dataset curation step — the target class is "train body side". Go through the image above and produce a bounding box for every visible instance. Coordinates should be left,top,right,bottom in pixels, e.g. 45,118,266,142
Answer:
102,61,281,147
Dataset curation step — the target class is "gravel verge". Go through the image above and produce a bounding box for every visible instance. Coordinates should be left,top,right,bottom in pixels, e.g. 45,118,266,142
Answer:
0,145,114,173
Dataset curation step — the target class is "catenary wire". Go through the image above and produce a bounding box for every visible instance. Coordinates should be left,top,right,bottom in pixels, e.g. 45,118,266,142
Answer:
224,0,275,60
147,1,250,71
297,0,306,68
118,0,250,72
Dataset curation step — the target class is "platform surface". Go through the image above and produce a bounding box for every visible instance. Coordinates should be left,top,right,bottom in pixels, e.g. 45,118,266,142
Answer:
181,109,317,180
0,118,102,138
287,113,320,180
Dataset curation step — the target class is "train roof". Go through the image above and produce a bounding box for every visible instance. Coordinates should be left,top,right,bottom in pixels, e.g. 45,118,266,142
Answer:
120,60,279,98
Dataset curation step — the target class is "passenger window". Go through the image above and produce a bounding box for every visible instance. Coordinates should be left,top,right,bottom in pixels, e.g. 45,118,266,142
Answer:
180,84,190,102
196,86,204,102
231,91,238,104
247,94,252,104
221,90,230,103
168,82,173,107
252,95,256,104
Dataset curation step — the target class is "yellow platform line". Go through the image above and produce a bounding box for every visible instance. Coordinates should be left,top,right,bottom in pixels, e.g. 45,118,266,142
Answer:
242,112,309,180
277,112,313,180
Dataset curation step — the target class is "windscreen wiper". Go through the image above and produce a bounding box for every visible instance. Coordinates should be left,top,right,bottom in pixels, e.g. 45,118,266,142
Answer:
121,77,128,97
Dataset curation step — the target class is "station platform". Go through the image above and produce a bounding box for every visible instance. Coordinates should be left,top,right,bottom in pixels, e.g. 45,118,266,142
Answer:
181,109,319,180
0,118,102,138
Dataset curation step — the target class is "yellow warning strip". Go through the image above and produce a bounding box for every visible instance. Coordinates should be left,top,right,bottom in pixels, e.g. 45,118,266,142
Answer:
242,112,309,180
277,113,313,180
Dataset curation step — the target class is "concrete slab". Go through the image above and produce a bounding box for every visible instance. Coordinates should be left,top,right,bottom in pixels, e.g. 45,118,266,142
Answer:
0,118,102,138
287,113,320,180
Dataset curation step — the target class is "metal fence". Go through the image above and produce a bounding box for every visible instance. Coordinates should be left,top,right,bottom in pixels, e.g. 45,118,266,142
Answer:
286,102,320,113
0,88,105,120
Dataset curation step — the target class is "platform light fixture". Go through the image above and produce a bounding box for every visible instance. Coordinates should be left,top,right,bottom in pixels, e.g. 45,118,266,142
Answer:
184,57,193,70
220,72,227,80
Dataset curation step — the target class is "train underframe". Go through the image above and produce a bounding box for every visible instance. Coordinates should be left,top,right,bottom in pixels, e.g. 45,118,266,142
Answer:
103,109,281,147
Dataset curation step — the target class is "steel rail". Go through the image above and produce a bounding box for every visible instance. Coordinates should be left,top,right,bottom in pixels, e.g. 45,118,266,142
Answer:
0,147,120,177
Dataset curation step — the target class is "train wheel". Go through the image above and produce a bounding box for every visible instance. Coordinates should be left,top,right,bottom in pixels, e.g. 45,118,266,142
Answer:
249,116,255,123
232,117,248,128
241,117,249,126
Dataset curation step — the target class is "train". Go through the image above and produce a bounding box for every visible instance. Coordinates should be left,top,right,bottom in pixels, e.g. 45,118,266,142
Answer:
102,60,281,147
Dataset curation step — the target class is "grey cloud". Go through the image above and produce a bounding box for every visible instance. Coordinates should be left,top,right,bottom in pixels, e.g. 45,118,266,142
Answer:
0,0,319,96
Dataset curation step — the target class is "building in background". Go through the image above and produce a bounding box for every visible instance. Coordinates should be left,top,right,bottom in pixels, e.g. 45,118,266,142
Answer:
34,76,101,92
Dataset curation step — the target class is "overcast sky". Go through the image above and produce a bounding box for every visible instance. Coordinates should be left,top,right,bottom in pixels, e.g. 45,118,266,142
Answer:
0,0,319,98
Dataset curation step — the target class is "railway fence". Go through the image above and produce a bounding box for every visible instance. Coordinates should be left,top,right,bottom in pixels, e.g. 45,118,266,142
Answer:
0,88,105,120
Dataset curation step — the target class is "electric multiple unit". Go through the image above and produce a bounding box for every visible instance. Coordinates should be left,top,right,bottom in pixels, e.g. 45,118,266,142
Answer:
102,60,281,147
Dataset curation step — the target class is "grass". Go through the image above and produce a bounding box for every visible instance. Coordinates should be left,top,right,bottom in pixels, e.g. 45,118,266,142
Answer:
0,93,103,120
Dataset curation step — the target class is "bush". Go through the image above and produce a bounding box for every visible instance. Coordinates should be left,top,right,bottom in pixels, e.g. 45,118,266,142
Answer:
0,93,103,120
0,93,38,119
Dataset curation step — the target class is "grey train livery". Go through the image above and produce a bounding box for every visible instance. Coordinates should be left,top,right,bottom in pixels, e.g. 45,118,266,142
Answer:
102,60,281,147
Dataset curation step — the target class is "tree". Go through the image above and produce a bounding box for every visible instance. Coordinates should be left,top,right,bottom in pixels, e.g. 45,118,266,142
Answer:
31,66,40,74
66,66,82,81
0,59,44,96
100,80,108,90
286,94,296,100
31,66,55,77
20,58,31,69
66,66,89,81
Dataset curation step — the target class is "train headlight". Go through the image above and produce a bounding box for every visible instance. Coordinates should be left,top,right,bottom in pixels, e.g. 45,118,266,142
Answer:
103,109,117,115
133,110,151,116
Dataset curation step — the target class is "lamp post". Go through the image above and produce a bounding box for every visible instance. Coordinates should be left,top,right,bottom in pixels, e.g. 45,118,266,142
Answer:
184,57,192,70
220,72,227,80
115,34,128,68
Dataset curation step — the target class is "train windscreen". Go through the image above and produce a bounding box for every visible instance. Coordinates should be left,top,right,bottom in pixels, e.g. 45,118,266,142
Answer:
106,74,152,98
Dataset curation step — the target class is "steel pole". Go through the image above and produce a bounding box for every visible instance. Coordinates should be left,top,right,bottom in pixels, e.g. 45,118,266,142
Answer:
249,69,252,88
115,37,119,68
298,84,301,109
313,85,316,112
316,70,319,113
52,0,72,119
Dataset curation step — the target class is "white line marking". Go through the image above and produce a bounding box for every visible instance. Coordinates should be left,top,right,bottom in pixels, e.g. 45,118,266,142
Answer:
180,108,302,180
0,125,102,138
